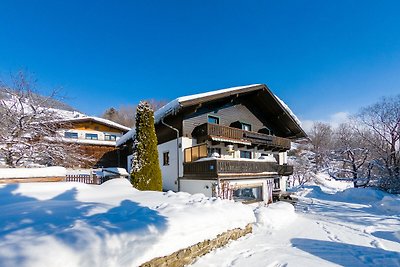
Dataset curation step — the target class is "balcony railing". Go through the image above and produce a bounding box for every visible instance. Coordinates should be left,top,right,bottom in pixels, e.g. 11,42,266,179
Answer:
192,123,291,150
183,159,293,178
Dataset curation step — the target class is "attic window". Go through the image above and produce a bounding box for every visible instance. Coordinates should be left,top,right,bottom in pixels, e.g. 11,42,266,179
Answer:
241,123,251,131
208,115,219,124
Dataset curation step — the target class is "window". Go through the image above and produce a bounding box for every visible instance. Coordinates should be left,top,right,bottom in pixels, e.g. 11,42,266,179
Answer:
233,186,263,203
273,178,280,190
64,132,78,139
85,133,98,140
240,150,252,159
105,134,117,141
163,152,170,166
241,123,251,131
184,144,208,163
208,115,219,124
208,147,221,157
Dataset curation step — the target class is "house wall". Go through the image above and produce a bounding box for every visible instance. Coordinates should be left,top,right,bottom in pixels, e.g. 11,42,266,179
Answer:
180,179,216,197
69,121,125,133
204,141,278,162
226,178,275,203
180,178,276,203
280,176,288,192
157,137,196,191
278,151,288,165
60,129,124,143
182,102,271,138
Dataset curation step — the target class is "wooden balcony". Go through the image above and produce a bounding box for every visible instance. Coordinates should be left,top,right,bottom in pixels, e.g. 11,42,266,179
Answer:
192,123,291,151
183,159,293,178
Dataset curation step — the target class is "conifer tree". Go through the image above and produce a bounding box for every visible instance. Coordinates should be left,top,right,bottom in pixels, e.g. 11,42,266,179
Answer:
130,101,162,191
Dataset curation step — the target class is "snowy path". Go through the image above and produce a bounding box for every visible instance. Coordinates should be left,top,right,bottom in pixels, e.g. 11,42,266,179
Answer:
190,192,400,267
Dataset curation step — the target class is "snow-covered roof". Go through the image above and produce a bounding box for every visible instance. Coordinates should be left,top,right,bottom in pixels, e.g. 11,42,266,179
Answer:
117,84,305,146
116,127,136,147
59,116,131,132
153,84,262,125
274,95,302,126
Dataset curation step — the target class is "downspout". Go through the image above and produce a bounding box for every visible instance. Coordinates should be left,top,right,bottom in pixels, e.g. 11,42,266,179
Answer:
161,117,181,191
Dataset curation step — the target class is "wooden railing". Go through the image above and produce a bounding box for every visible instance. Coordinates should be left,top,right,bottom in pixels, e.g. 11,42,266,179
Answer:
192,123,291,150
183,159,294,177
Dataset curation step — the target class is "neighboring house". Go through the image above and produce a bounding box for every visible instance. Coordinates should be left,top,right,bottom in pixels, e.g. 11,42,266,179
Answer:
117,84,307,203
59,116,131,168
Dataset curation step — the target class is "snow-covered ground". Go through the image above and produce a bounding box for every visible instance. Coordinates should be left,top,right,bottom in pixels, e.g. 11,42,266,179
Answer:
0,179,255,267
1,175,399,267
191,175,400,267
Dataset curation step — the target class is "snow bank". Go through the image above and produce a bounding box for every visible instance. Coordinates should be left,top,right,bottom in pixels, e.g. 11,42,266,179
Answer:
313,173,353,193
375,195,400,213
254,202,296,229
0,166,66,179
335,187,387,203
0,178,255,267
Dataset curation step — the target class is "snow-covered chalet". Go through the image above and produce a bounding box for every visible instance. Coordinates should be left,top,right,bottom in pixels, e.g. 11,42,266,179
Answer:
117,84,307,203
59,116,131,168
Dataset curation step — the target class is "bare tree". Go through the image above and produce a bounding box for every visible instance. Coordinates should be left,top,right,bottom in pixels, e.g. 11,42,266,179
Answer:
0,71,93,167
288,146,316,187
355,95,400,192
328,123,372,187
308,122,333,170
101,99,168,128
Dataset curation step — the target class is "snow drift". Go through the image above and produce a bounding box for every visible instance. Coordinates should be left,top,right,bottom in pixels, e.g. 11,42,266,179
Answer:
254,202,297,229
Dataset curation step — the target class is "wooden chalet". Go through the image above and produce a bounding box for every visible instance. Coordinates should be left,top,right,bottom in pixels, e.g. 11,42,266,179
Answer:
117,84,306,203
59,116,130,168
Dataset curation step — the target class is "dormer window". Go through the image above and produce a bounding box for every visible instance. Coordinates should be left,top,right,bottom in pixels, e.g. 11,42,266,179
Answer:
208,115,219,124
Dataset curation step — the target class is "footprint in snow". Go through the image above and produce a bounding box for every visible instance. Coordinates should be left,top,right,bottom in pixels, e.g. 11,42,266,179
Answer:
370,239,385,250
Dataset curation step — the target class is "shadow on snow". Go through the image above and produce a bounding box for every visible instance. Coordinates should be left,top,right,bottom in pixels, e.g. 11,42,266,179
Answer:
291,238,400,266
0,183,168,265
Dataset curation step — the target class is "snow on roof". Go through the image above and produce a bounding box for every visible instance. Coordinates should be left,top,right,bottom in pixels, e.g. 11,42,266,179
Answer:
116,127,136,147
154,84,262,125
274,95,302,126
61,116,131,132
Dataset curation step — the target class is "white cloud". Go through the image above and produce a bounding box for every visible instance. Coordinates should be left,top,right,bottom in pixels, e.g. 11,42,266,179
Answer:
300,111,350,133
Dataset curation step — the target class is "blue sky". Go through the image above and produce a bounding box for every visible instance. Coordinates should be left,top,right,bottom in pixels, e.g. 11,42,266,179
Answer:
0,1,399,125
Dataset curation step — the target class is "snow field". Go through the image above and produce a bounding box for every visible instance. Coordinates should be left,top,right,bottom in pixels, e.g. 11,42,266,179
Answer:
0,178,255,267
191,178,400,267
1,173,399,267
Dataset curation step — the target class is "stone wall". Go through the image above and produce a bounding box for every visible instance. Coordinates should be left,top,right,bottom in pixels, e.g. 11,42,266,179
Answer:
140,223,252,267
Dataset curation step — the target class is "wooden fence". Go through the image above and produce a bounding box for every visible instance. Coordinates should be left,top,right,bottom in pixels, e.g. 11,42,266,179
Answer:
65,174,100,184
